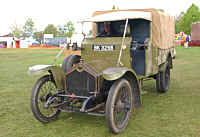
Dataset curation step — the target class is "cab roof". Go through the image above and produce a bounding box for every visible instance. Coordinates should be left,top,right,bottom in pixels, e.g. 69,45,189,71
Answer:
82,11,152,22
90,9,175,50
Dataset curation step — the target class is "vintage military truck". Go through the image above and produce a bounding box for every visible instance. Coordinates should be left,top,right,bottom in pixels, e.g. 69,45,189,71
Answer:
29,9,175,134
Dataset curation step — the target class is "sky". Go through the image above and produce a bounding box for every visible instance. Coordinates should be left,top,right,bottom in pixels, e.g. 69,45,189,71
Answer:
0,0,200,35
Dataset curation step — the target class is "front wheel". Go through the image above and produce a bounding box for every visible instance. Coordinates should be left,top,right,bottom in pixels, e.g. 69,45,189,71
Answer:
31,75,61,123
105,79,133,134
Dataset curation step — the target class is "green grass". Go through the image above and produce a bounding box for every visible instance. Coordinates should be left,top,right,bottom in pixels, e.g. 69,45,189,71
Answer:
0,46,200,137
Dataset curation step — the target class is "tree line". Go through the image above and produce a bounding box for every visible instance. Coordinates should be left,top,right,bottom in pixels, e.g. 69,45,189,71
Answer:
10,19,75,43
175,3,200,34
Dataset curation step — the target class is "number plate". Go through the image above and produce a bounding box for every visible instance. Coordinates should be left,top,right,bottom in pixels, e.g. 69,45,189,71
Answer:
92,45,115,51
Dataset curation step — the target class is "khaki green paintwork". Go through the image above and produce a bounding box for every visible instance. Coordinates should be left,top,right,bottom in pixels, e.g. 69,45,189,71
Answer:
103,72,123,80
49,66,66,90
81,35,174,81
29,65,65,90
81,37,132,72
102,67,136,81
81,37,142,90
102,67,141,89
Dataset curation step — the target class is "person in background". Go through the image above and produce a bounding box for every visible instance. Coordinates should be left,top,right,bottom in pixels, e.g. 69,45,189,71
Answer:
185,35,189,48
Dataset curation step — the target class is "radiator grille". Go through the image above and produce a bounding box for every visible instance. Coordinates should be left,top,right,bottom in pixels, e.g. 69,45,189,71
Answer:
66,69,96,96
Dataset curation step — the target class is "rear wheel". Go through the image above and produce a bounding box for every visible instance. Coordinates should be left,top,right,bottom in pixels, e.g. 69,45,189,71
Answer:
156,63,170,93
106,79,133,134
31,75,61,123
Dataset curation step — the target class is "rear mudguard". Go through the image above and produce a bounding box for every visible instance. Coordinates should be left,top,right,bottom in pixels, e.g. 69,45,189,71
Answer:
103,67,142,108
29,65,65,90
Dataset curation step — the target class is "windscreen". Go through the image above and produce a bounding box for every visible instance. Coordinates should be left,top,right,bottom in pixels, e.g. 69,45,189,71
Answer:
96,21,130,37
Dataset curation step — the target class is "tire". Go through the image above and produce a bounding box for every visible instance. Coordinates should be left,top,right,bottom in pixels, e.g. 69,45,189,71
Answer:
31,75,61,123
156,63,170,93
105,79,133,134
61,55,81,72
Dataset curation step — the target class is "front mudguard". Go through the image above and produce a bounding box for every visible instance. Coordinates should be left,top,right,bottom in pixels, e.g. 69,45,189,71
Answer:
103,67,139,83
29,65,65,90
102,67,141,93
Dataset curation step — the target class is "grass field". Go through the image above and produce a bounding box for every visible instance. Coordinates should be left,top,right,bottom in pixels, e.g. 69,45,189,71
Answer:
0,46,200,137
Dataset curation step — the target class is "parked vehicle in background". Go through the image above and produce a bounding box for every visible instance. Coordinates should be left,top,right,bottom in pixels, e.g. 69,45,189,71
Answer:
32,41,40,46
190,22,200,47
29,9,175,134
44,37,67,47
